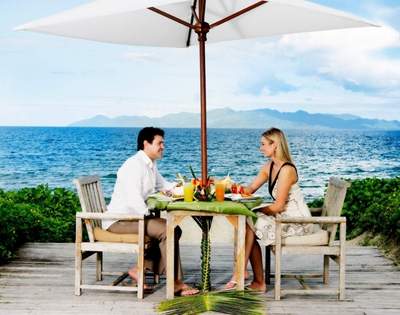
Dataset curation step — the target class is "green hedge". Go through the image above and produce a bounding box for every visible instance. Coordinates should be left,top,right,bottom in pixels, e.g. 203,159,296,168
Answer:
308,177,400,242
0,185,81,264
342,177,400,241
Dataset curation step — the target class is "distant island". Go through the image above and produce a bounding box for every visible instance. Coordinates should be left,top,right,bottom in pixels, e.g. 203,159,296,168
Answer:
69,107,400,130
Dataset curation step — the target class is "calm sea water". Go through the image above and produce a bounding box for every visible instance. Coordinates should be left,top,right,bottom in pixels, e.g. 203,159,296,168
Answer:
0,127,399,200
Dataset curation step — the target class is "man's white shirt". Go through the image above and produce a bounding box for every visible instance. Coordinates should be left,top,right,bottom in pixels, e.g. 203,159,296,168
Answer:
102,150,174,230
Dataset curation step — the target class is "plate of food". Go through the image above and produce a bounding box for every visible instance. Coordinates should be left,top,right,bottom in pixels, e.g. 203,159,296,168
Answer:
149,191,184,202
225,193,261,201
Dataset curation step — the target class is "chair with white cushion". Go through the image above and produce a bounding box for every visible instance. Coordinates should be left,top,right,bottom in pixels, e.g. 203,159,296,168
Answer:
265,177,350,300
74,175,157,299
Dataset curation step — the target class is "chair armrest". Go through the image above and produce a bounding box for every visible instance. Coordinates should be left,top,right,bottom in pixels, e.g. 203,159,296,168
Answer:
276,216,346,224
76,212,145,220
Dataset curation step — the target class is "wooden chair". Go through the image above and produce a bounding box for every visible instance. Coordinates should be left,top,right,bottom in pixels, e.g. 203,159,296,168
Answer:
265,177,350,300
74,175,152,299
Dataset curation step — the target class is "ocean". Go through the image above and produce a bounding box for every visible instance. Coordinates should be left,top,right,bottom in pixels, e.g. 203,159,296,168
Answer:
1,127,399,201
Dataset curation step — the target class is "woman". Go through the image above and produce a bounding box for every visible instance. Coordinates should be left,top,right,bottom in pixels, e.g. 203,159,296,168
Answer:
225,127,314,292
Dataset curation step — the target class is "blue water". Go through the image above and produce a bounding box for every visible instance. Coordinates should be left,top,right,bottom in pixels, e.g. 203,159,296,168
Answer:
0,127,399,200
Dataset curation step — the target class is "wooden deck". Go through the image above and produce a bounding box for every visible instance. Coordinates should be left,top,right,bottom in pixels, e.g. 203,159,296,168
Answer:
1,243,399,314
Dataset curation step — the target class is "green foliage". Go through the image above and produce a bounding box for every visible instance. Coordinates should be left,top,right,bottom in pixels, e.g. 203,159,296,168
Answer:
157,290,266,315
308,177,400,242
341,177,400,241
0,185,81,264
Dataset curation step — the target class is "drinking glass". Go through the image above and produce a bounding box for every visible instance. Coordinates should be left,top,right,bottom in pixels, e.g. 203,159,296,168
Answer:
215,181,225,202
183,183,194,202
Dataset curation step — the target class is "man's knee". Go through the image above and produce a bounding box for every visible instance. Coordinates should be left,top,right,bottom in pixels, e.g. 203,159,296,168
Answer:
146,217,167,240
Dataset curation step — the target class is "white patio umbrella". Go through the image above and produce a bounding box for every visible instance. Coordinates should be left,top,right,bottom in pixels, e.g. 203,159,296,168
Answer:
16,0,374,184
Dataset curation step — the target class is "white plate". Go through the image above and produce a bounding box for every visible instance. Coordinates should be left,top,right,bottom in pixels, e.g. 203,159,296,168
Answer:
148,192,183,201
225,193,262,201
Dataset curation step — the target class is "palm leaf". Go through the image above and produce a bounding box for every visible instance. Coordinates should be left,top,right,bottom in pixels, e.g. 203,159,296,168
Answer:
157,290,266,315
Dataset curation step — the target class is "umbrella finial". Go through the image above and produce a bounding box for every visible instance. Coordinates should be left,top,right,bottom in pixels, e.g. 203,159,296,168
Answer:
194,21,210,41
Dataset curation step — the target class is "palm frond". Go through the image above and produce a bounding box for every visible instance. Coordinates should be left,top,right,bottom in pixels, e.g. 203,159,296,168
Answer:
157,290,266,315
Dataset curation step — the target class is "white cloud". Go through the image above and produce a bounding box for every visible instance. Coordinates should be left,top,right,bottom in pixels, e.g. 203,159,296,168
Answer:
275,25,400,88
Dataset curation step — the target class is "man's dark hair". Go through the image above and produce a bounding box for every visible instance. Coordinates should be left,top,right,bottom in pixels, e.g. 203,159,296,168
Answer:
137,127,165,151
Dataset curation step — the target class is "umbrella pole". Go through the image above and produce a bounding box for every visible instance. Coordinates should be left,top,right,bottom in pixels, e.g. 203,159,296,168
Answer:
196,0,210,186
199,38,208,185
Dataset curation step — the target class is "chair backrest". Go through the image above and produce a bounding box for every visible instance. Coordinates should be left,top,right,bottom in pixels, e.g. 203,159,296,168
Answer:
321,177,350,245
73,175,107,242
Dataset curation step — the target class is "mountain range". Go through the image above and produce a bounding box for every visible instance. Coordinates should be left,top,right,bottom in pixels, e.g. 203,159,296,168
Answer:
69,108,400,130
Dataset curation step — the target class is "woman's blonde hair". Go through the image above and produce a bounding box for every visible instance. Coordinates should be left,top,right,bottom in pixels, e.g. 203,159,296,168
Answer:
262,127,294,164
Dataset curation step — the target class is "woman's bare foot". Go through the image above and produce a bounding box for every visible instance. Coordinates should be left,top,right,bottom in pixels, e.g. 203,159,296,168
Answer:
224,279,237,290
128,266,153,290
245,281,266,293
224,271,250,290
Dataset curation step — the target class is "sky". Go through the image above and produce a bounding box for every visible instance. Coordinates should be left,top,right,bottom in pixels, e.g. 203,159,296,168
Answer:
1,0,400,126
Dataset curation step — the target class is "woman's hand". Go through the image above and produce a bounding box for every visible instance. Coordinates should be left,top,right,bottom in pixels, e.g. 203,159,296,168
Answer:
259,205,277,216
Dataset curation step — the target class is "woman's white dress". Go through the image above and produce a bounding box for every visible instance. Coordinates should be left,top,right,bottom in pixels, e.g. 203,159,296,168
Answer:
249,178,314,246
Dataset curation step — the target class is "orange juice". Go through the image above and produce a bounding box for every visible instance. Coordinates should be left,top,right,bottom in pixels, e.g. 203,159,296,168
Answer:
183,183,194,202
215,182,225,202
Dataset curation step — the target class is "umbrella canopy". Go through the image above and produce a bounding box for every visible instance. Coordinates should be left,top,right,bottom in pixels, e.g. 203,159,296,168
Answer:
16,0,374,184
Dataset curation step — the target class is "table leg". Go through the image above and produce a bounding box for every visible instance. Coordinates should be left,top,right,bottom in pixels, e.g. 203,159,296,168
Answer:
166,212,175,299
233,217,238,277
236,215,246,290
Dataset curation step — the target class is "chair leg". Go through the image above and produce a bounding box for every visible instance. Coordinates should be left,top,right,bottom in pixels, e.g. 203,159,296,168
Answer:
75,218,82,296
265,246,271,285
274,220,282,301
137,219,145,299
96,252,103,281
339,222,346,300
75,249,82,296
323,255,329,284
274,247,281,300
154,273,160,284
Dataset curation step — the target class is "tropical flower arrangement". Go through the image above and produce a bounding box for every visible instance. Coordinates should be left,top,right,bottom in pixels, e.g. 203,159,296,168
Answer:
189,166,215,201
178,166,245,201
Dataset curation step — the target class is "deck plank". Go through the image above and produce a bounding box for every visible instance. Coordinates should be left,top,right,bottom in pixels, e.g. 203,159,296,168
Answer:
0,243,399,314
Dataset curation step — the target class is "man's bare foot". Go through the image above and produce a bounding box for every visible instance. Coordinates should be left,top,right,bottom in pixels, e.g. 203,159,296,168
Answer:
128,267,153,290
174,281,199,296
245,281,266,293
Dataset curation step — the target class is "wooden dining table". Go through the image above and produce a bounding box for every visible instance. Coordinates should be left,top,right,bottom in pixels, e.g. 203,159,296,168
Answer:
165,208,247,299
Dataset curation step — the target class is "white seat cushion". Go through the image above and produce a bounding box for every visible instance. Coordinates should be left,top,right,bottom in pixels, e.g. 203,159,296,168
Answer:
282,229,329,246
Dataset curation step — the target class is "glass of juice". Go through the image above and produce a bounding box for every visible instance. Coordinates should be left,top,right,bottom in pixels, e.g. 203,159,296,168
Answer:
183,182,194,202
215,181,225,202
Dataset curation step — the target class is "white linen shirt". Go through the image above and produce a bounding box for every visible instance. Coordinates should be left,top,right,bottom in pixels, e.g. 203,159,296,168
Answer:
102,150,174,230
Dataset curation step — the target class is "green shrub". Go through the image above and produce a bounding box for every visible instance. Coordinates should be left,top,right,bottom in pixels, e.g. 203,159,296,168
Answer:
0,185,81,264
342,177,400,241
309,177,400,242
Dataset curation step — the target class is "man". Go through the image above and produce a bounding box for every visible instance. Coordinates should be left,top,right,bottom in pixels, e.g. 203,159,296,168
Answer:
103,127,198,296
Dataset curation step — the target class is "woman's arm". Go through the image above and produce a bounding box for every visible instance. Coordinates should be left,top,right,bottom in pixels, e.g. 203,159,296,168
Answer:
244,162,270,194
261,166,297,215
